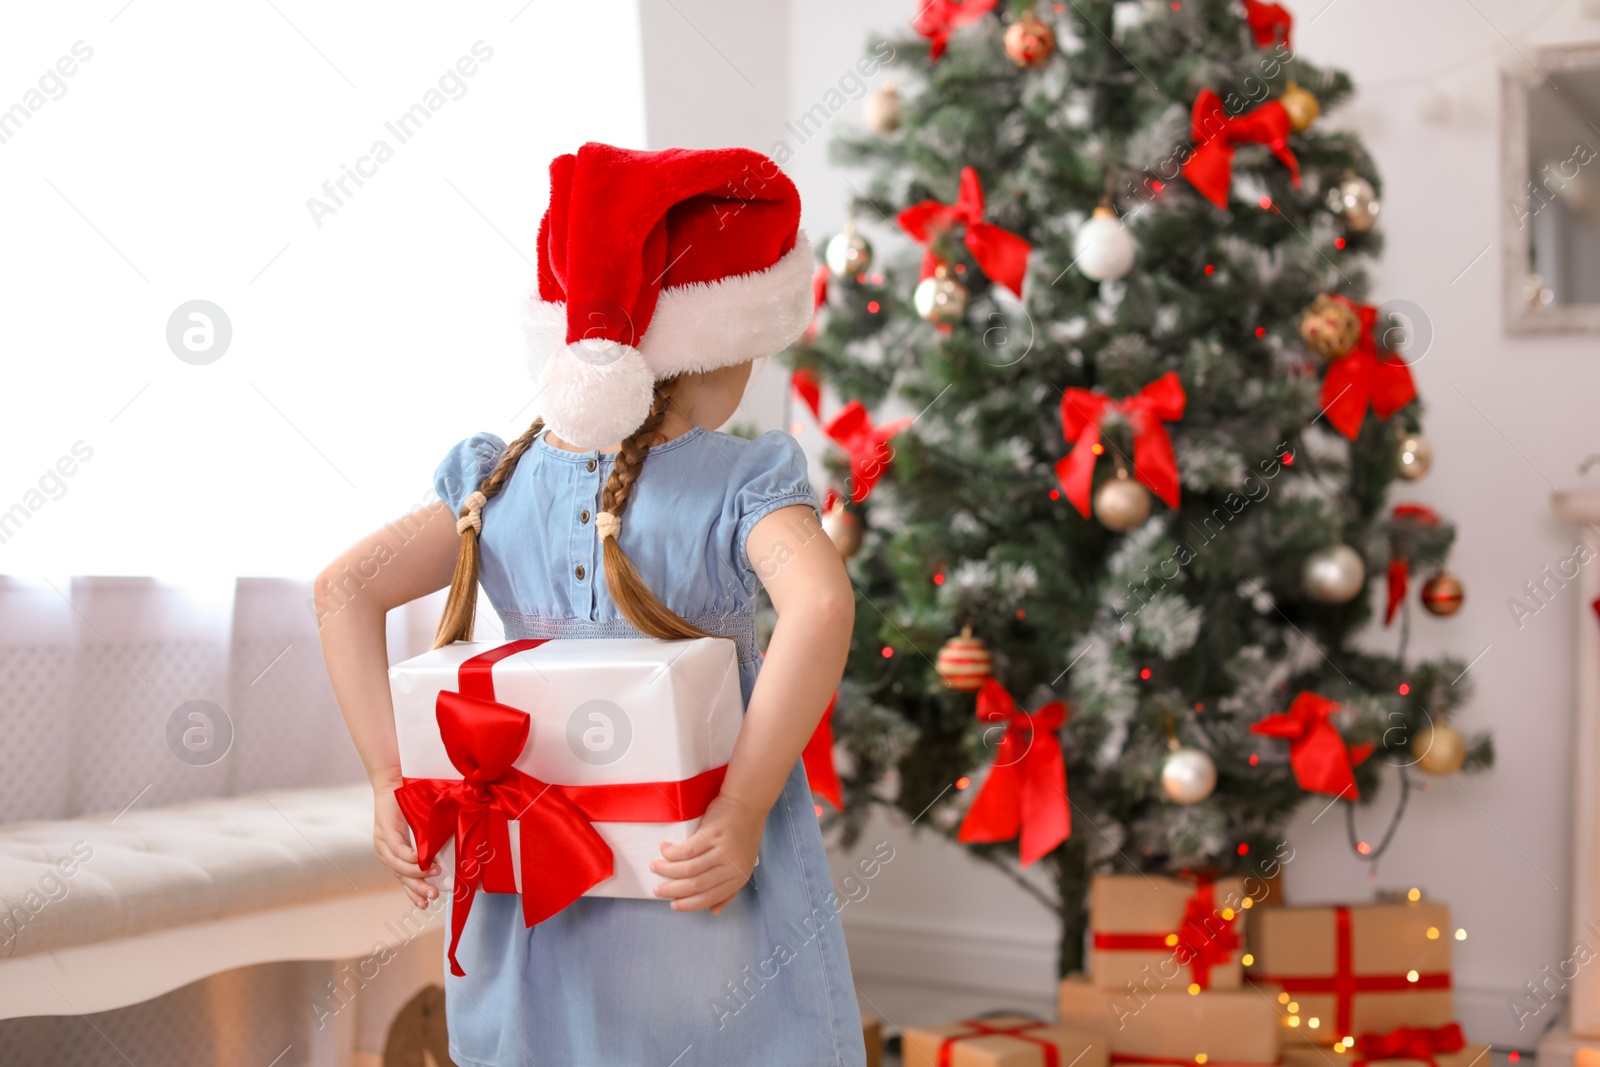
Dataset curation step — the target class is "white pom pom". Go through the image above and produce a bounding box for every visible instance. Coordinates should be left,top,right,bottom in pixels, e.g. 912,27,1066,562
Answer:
538,340,655,450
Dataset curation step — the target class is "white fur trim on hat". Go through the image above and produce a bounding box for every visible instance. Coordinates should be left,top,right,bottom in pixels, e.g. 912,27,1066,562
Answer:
537,340,655,450
639,231,814,379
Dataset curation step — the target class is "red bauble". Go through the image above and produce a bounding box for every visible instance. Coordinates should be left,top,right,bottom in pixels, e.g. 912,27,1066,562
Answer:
936,627,992,691
1421,572,1464,617
1004,12,1056,68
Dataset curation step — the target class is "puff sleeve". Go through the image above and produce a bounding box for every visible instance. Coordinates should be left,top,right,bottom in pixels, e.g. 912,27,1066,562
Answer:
433,433,506,515
733,431,821,570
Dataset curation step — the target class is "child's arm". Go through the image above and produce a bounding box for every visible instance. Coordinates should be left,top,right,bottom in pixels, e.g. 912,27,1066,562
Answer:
316,500,461,908
651,503,854,914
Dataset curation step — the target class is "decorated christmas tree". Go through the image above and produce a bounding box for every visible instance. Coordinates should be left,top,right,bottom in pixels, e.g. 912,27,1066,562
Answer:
789,0,1492,977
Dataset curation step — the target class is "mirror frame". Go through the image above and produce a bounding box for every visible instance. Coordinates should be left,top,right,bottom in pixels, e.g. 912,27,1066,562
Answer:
1501,44,1600,335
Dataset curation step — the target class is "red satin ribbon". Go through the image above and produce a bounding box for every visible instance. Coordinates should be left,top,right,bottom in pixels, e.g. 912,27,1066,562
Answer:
912,0,997,62
1385,504,1441,625
936,1019,1059,1067
805,265,829,340
802,693,844,810
897,167,1031,297
1249,691,1374,800
1091,880,1240,989
1182,88,1301,209
396,640,727,976
792,367,822,421
1354,1022,1466,1067
1242,0,1292,48
1320,296,1418,440
1112,1057,1275,1067
957,679,1070,866
1055,371,1186,518
1254,907,1453,1037
824,400,912,504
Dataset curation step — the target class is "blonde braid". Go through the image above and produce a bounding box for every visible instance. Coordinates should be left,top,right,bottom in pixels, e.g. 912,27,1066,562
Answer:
432,418,546,648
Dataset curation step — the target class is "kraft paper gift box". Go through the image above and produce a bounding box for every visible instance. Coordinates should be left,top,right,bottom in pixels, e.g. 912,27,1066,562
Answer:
1089,874,1249,992
902,1015,1106,1067
862,1014,883,1067
1246,903,1453,1045
1058,975,1279,1065
1280,1023,1484,1067
390,637,742,972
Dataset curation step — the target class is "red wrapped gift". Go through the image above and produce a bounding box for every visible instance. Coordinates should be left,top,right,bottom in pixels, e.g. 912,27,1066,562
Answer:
903,1015,1106,1067
1058,976,1278,1064
1248,903,1453,1043
1089,874,1248,991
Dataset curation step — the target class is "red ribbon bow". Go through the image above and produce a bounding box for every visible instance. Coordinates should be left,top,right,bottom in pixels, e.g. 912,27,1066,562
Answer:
897,167,1031,297
937,1019,1060,1067
1242,0,1292,48
912,0,998,62
395,642,613,977
805,265,829,339
1055,371,1186,518
824,400,912,504
957,679,1070,866
1250,691,1374,800
1181,88,1301,210
1355,1023,1466,1067
1320,296,1418,440
802,693,844,810
1092,879,1240,990
792,367,822,421
1385,504,1440,625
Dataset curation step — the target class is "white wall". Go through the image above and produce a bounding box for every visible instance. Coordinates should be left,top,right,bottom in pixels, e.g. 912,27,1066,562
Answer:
764,0,1600,1046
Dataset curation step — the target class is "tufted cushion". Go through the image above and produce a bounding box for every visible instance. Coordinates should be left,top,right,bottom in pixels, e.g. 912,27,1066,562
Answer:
0,785,390,961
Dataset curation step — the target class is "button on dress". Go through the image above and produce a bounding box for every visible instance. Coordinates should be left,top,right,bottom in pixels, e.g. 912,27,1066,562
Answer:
431,426,867,1067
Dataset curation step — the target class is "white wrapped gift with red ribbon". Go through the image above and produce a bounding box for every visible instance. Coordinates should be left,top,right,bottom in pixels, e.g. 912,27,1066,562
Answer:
389,637,742,974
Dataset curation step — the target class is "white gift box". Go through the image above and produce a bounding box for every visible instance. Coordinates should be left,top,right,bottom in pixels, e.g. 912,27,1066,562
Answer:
390,636,743,899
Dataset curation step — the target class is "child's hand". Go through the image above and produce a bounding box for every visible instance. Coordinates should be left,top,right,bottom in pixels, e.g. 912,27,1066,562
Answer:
649,793,766,915
373,783,440,908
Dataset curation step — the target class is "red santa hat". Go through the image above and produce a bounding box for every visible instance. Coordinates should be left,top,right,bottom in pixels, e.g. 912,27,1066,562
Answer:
526,143,814,449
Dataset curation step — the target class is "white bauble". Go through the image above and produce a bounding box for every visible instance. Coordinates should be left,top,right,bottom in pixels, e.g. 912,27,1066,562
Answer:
1303,543,1367,604
1072,206,1136,281
1161,747,1217,805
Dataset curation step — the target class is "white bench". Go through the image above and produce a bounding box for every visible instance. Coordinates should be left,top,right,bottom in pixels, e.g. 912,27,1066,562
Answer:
0,785,440,1046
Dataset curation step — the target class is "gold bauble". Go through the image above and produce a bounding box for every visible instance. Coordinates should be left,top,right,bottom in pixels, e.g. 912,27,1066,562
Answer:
1093,473,1151,532
1003,12,1057,68
914,265,968,325
821,501,862,560
1279,82,1320,133
824,223,873,278
1420,572,1464,617
862,82,902,134
1396,434,1433,481
1412,723,1467,776
1328,175,1381,232
1302,543,1366,604
1299,294,1362,360
936,626,992,691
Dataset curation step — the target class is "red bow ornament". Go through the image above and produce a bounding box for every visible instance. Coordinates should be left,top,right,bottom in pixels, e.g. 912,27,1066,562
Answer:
805,265,829,340
957,679,1070,866
1242,0,1292,48
1055,371,1186,518
395,664,614,977
1182,88,1301,210
1320,296,1418,440
897,167,1031,297
824,400,912,504
1250,691,1375,800
1354,1022,1466,1067
792,366,822,421
912,0,998,62
1385,504,1439,625
802,693,844,810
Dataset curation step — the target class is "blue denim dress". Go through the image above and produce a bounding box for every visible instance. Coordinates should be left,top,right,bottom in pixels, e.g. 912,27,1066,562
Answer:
431,427,866,1067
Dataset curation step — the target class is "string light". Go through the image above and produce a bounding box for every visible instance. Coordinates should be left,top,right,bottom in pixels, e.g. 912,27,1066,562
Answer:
1406,969,1420,982
1277,993,1290,1005
1288,1015,1300,1027
791,421,804,434
1221,908,1236,920
1241,897,1254,909
1204,264,1214,275
1357,841,1372,855
867,301,881,313
1455,928,1467,940
1092,443,1105,454
1407,887,1421,902
1426,926,1440,939
1334,237,1347,250
881,646,894,658
1016,609,1026,620
1237,843,1250,856
1287,1002,1299,1013
855,273,867,284
1510,1053,1521,1064
1188,982,1201,995
1140,668,1152,680
1255,327,1267,338
870,272,884,285
933,572,945,585
1258,195,1272,210
814,803,823,817
1241,953,1254,965
1165,934,1180,947
1049,489,1060,500
955,775,971,790
1281,452,1294,466
1398,683,1411,695
1249,753,1259,766
1308,1018,1320,1029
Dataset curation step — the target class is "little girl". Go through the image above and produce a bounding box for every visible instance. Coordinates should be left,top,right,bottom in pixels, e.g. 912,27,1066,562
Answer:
317,143,867,1066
